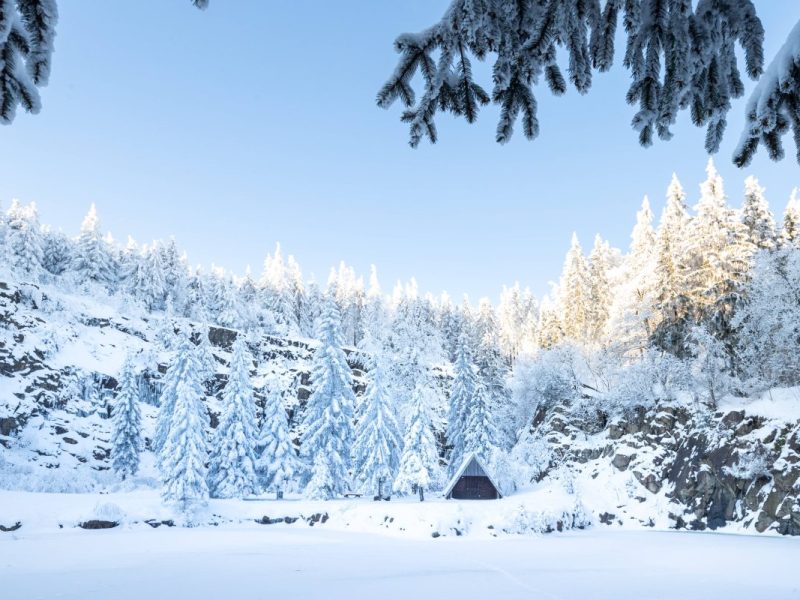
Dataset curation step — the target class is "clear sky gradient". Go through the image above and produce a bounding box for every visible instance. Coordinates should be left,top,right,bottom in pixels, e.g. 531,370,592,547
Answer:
1,2,798,301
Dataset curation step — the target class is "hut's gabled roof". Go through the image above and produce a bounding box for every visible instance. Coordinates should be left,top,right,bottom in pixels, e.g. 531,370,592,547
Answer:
442,452,503,499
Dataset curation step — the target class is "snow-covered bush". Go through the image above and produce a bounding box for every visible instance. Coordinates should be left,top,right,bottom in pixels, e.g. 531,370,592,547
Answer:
723,444,772,480
604,350,690,415
510,346,582,428
490,430,552,494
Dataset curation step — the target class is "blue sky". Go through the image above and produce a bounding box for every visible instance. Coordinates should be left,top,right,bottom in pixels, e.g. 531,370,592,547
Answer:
0,1,798,301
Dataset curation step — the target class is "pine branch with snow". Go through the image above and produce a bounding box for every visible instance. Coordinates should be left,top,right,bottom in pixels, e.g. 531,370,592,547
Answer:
379,0,765,158
735,19,800,167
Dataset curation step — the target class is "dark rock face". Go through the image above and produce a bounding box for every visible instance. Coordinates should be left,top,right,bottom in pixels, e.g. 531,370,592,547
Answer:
144,519,175,528
0,521,22,532
78,520,118,530
534,400,800,535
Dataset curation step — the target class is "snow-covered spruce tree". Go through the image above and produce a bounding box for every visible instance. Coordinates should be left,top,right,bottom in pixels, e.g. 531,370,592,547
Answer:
260,243,301,335
111,354,142,480
682,159,751,343
447,336,477,472
378,0,765,158
608,195,659,356
651,174,692,355
352,358,402,498
152,332,198,455
741,176,776,251
41,226,73,276
393,384,440,502
735,19,800,167
536,296,564,349
497,283,538,361
328,261,365,347
130,243,167,311
159,339,210,510
5,200,44,279
473,303,512,449
195,325,217,386
780,190,800,249
385,279,447,427
306,454,335,500
71,204,116,287
558,233,590,342
255,387,298,498
586,235,612,344
300,298,356,499
159,238,189,313
207,336,258,499
463,379,498,463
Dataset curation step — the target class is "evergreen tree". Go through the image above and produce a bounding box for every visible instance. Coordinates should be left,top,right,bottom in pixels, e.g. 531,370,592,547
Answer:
286,254,310,335
741,176,776,251
652,174,692,355
195,325,217,385
131,243,167,311
586,235,612,343
5,200,44,279
629,196,657,273
352,358,402,497
260,243,300,335
111,354,142,480
437,291,463,361
608,196,658,356
159,338,210,510
780,189,800,248
40,226,72,276
208,336,258,499
300,298,355,499
473,305,511,449
497,282,538,360
536,296,563,349
558,233,590,342
255,387,298,498
682,159,751,341
463,379,497,463
328,261,365,347
447,337,477,472
733,248,800,389
153,333,199,454
71,204,115,286
306,454,335,500
393,383,439,501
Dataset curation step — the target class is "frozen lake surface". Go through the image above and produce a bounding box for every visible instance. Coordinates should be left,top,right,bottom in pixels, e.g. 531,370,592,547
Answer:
2,526,798,600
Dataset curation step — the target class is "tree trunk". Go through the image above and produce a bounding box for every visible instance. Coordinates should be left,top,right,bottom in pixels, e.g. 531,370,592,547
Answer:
418,486,424,502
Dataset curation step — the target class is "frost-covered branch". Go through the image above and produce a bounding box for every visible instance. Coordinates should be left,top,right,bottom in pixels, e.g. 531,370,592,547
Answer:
378,0,765,155
735,19,800,167
0,0,205,126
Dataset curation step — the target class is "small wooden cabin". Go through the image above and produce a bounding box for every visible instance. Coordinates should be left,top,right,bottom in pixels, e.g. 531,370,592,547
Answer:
444,453,502,500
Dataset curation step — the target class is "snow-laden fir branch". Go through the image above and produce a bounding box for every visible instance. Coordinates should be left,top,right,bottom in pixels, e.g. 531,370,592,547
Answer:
378,0,765,159
735,19,800,167
0,0,204,126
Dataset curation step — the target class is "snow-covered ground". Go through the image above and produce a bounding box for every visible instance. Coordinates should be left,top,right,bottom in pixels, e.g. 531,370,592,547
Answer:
2,525,798,600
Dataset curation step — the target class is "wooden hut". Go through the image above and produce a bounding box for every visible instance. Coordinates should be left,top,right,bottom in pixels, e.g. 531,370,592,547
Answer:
443,453,502,500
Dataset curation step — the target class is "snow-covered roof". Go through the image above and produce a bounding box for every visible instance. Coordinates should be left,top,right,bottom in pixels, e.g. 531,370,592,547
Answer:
442,452,502,499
